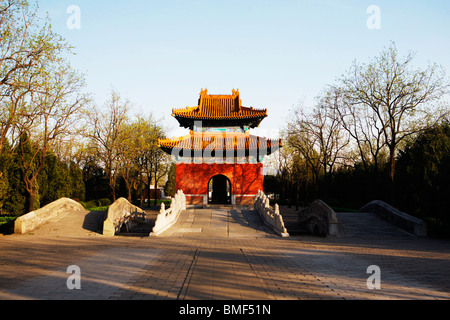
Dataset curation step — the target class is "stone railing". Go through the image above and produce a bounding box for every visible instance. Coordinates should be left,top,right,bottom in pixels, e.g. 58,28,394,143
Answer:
151,190,187,236
298,200,339,237
103,198,145,236
254,191,289,237
15,198,86,234
360,200,427,237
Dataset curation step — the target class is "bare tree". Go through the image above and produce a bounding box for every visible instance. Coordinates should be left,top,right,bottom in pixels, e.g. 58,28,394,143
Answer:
339,42,449,185
286,110,321,190
287,101,349,194
88,90,130,202
322,85,386,172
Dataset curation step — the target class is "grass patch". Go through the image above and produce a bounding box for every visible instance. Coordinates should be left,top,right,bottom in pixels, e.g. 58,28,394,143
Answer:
85,199,172,211
144,199,172,206
88,206,109,212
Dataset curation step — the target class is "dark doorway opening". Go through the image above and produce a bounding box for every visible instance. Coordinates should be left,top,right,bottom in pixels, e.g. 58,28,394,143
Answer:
208,175,231,204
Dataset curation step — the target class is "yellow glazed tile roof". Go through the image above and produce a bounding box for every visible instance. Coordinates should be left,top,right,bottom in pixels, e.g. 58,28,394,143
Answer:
172,89,268,121
159,132,282,152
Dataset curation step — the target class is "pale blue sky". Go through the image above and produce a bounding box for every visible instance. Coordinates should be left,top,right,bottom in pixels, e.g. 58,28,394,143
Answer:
37,0,450,138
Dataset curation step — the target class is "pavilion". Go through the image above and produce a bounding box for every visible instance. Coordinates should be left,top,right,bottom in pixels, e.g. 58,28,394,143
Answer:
159,89,282,205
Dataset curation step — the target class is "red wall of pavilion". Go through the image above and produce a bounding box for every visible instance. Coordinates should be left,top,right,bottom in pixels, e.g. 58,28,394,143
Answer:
176,163,263,205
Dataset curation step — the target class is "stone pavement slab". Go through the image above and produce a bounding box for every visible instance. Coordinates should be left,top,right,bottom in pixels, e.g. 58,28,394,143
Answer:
179,248,272,300
158,207,275,238
0,207,450,301
336,212,416,238
0,247,162,300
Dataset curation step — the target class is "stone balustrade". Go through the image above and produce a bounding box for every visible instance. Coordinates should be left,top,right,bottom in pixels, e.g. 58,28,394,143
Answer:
103,198,145,236
14,198,86,234
151,190,187,236
254,190,289,237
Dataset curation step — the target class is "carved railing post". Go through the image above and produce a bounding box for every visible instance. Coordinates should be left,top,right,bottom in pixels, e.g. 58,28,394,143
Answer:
151,189,187,236
253,190,289,237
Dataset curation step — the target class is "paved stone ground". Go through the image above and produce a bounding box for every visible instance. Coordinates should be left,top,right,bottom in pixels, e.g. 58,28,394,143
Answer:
0,207,449,301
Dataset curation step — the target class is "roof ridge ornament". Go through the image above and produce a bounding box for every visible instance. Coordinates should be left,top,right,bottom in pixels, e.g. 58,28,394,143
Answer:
232,88,242,113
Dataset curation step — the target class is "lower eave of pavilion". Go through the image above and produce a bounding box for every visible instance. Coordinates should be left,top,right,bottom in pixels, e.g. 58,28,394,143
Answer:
159,133,282,157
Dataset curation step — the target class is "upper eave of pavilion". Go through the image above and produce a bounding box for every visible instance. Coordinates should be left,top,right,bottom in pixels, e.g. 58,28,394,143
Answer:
172,89,268,128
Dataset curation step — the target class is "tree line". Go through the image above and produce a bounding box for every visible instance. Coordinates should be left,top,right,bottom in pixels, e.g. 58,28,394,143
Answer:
3,1,450,238
0,1,173,216
265,43,450,237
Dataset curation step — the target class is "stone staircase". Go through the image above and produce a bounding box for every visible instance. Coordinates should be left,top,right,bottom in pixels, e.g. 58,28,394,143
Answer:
117,220,155,237
116,210,158,237
335,212,415,238
278,210,311,235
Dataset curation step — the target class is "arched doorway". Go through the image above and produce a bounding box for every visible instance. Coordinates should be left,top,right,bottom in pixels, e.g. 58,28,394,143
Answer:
208,175,231,204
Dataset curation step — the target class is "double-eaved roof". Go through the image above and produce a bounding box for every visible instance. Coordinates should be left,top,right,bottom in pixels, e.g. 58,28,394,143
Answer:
161,89,282,161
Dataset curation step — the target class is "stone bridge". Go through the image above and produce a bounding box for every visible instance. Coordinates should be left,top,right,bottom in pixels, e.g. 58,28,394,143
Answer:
0,197,449,302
